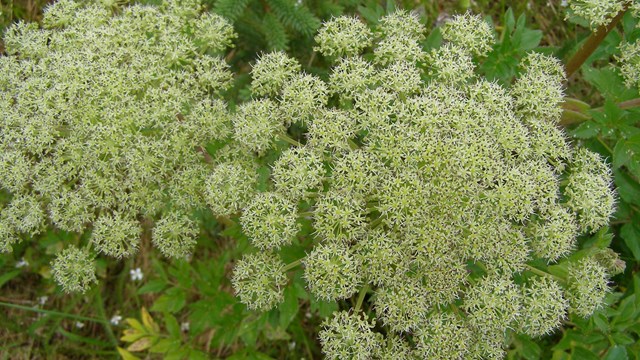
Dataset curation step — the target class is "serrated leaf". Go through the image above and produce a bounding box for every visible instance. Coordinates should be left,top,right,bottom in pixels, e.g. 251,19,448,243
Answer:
571,120,603,139
141,307,160,334
149,338,180,354
137,279,167,295
117,347,141,360
620,223,640,261
164,312,181,338
127,336,154,352
614,170,640,205
604,345,628,360
279,286,299,328
151,288,187,313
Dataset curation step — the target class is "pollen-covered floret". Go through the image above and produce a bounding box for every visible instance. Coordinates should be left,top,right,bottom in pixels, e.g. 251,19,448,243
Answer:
565,149,616,233
272,147,325,201
232,252,288,311
519,276,568,337
152,211,199,259
205,163,257,217
567,256,610,317
314,16,373,58
513,52,566,123
414,312,472,360
527,205,578,262
281,73,328,125
240,192,300,250
319,311,380,360
52,246,97,294
92,212,141,258
251,52,301,97
233,99,284,154
617,39,640,92
441,12,495,57
568,0,627,29
303,242,362,301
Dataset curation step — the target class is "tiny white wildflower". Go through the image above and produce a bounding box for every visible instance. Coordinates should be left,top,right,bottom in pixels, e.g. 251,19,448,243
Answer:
181,321,190,332
38,296,48,305
110,314,122,326
130,268,144,281
75,321,85,329
15,258,29,268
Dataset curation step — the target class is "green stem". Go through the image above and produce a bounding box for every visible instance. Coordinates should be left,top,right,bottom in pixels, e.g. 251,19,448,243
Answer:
565,7,628,78
355,284,369,313
278,133,302,147
95,290,118,346
282,258,303,272
0,301,109,324
525,265,566,284
298,211,314,218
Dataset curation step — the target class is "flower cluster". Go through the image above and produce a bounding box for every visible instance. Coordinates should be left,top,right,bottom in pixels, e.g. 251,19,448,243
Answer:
231,11,620,359
567,0,628,28
0,0,245,292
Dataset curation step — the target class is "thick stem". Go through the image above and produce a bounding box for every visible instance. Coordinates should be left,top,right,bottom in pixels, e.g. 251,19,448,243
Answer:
354,284,369,313
0,301,108,324
565,8,628,78
282,258,303,272
95,289,118,346
525,264,566,284
616,97,640,110
278,133,302,147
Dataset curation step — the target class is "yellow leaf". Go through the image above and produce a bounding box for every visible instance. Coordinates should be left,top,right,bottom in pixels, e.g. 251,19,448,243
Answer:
125,318,146,333
117,347,141,360
127,336,154,352
141,307,160,333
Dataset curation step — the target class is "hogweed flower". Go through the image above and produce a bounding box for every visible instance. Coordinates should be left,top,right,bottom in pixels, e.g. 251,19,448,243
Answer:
232,252,288,311
0,0,240,292
318,311,380,360
227,10,619,359
567,0,628,29
52,247,97,294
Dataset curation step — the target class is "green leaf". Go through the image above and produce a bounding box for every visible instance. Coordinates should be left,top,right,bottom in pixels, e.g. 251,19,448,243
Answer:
571,120,603,139
164,312,181,338
279,286,299,329
0,270,20,288
582,67,638,103
572,346,600,360
58,328,113,348
620,223,640,261
614,170,640,205
137,279,167,295
604,345,628,360
151,288,187,313
149,338,180,354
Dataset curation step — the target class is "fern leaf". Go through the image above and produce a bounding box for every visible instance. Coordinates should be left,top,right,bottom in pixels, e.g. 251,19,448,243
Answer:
267,0,321,36
213,0,252,21
262,12,289,51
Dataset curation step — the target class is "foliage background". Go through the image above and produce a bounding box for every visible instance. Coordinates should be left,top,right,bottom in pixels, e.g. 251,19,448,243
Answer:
0,0,638,359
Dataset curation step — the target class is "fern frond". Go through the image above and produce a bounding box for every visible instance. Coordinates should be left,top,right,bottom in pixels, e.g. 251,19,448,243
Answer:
267,0,321,36
213,0,252,21
262,12,289,51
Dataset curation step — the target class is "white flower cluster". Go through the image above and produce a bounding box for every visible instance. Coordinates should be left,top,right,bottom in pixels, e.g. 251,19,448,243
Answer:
0,0,245,292
231,11,619,359
567,0,629,28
